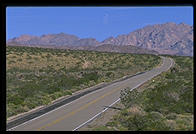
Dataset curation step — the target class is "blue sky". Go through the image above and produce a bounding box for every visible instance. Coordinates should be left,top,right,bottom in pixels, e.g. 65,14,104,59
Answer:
6,6,193,41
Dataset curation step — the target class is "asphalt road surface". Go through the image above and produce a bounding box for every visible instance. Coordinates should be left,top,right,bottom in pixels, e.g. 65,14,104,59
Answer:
8,56,174,131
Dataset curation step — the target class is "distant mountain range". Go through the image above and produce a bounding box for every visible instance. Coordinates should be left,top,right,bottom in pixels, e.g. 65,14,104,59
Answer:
7,22,193,56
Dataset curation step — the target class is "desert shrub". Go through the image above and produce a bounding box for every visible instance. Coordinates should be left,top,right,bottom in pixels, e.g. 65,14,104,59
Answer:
8,60,16,64
6,46,162,119
17,58,22,62
106,71,114,77
33,57,39,60
11,56,17,58
124,114,148,131
107,56,193,131
8,94,24,105
166,113,177,120
120,87,139,108
83,72,99,82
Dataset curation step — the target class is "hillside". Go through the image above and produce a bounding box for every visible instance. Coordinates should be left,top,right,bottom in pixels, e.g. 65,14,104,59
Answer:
62,44,159,55
7,22,193,56
6,46,161,119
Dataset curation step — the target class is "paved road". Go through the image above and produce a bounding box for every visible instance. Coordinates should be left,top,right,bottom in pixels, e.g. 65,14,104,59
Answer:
8,56,174,131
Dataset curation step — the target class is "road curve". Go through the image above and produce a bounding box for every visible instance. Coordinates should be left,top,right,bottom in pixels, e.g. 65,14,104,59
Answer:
8,56,174,131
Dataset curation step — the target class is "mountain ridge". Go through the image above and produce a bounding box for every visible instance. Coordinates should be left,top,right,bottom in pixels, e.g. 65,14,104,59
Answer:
7,22,193,56
102,22,193,56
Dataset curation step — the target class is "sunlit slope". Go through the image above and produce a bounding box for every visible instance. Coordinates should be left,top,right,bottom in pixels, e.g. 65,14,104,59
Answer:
6,46,161,119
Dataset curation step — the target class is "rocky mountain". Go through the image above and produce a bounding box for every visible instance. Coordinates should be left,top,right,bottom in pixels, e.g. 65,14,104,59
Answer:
7,33,99,46
7,22,193,56
102,22,193,56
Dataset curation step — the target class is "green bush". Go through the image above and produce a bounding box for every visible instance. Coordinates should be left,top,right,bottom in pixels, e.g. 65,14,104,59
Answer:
106,56,193,131
6,46,161,119
120,87,139,108
166,113,177,120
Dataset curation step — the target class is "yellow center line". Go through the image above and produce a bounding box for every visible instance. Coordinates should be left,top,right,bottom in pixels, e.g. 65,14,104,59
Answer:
36,86,122,131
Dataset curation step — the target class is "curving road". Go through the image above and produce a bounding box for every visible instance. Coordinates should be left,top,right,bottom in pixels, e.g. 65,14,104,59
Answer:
8,56,174,131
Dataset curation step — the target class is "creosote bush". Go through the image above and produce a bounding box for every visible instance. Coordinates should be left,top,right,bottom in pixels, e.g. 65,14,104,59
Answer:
6,46,161,119
97,56,193,131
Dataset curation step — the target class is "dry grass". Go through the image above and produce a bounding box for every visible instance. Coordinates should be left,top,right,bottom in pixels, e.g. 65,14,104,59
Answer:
6,46,161,119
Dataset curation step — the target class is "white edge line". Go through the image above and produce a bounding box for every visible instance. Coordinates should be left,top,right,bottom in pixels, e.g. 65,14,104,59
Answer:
72,57,174,131
73,77,155,131
72,79,148,131
72,98,121,131
7,98,76,131
8,57,173,131
7,81,116,131
7,69,145,131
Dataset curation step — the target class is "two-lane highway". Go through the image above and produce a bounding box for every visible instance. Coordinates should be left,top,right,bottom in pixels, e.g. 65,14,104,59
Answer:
8,56,174,131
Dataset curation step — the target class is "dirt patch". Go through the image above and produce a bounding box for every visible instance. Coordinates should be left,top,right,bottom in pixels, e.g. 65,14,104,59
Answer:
82,60,90,69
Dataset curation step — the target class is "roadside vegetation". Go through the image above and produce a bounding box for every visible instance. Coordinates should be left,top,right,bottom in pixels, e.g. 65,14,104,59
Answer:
92,56,193,131
6,46,161,119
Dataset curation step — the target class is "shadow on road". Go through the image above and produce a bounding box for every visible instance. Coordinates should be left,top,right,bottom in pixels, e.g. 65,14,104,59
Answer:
103,106,122,110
